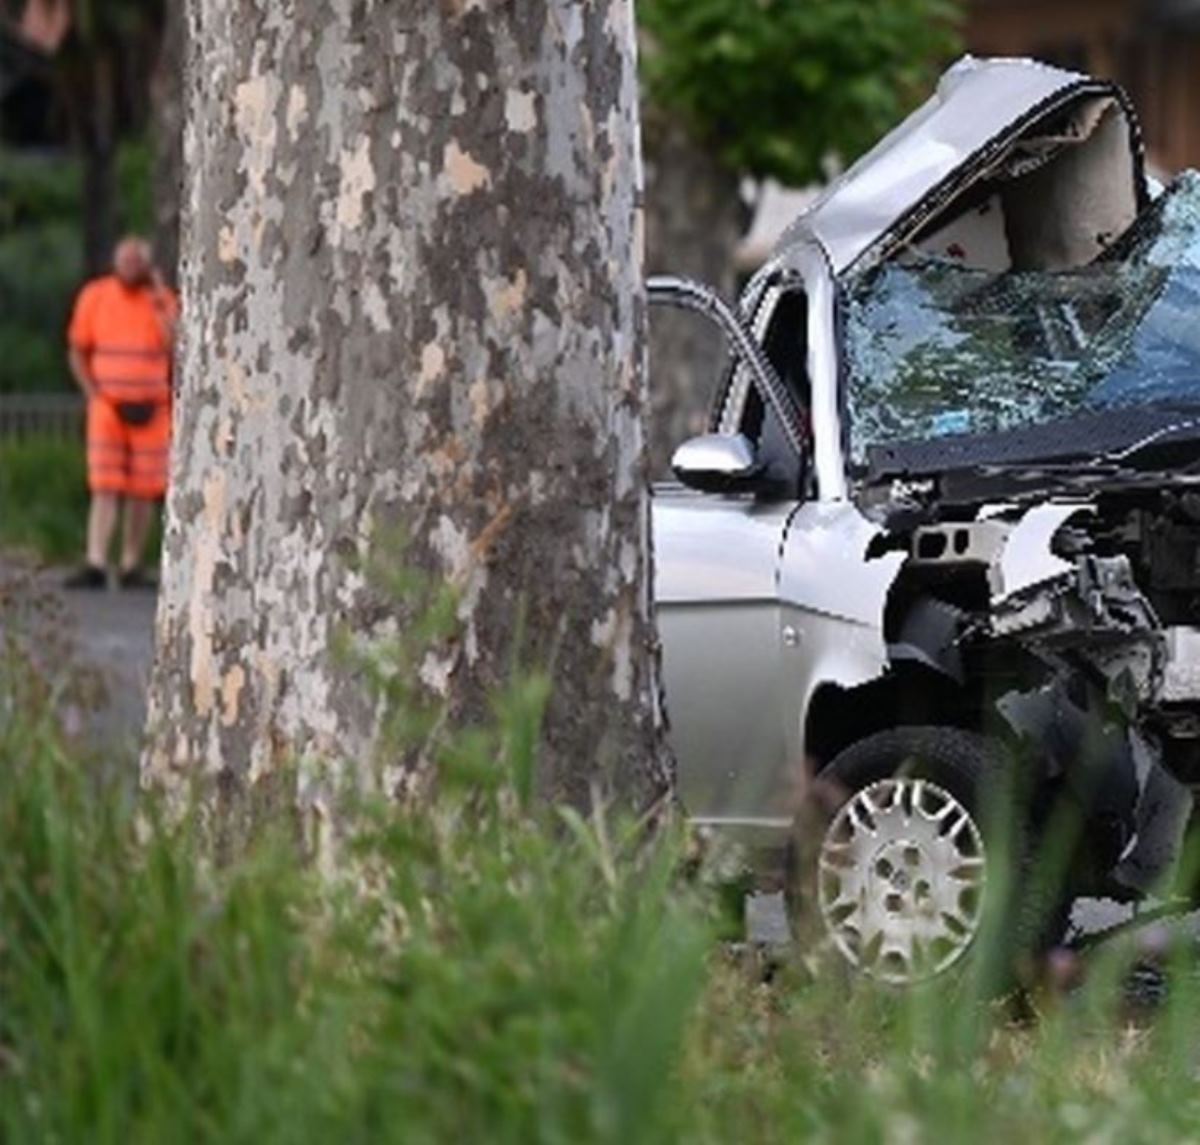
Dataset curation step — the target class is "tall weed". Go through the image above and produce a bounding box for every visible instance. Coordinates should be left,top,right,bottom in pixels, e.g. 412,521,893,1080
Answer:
0,558,1198,1142
0,581,711,1143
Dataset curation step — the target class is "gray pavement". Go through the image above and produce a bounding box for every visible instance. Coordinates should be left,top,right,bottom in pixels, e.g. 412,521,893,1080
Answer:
1,555,157,755
58,578,157,751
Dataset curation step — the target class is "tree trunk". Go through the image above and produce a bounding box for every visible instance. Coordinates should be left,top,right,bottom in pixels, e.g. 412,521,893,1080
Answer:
151,0,183,282
143,1,668,845
642,116,742,478
76,48,117,275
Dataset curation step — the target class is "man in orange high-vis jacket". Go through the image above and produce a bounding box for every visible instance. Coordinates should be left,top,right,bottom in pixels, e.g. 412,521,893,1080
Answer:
64,236,178,589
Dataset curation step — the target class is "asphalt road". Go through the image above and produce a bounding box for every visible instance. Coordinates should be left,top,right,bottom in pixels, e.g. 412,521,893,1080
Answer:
58,579,158,751
0,556,157,755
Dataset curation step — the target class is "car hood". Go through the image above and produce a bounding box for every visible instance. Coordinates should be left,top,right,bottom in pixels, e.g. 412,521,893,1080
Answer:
774,55,1148,276
865,405,1200,485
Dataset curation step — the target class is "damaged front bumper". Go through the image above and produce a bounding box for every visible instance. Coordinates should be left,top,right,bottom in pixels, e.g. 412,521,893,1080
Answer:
890,496,1200,900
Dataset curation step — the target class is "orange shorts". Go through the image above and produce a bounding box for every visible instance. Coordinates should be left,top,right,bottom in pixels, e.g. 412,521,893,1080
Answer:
86,396,171,500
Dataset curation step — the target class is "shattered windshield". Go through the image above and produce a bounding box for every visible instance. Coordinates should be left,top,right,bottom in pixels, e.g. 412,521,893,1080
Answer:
842,172,1200,468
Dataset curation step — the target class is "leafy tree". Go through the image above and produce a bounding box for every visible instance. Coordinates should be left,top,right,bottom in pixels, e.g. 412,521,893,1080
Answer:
639,0,962,185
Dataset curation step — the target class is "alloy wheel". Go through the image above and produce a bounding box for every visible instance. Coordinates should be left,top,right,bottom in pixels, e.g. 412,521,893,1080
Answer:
817,777,987,984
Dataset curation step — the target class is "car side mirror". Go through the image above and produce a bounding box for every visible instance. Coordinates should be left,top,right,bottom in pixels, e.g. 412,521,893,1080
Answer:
671,433,763,493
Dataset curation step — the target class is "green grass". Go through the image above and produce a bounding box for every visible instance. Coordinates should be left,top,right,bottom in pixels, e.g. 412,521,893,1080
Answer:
0,433,164,564
0,434,89,561
2,568,1200,1143
0,618,715,1144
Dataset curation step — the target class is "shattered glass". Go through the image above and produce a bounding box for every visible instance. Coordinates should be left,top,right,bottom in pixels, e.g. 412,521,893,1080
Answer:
842,172,1200,465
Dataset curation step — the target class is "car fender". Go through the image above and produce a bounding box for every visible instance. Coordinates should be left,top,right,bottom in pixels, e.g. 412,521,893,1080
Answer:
777,501,906,779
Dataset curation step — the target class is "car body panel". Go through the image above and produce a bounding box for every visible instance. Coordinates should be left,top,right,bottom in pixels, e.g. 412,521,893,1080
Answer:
992,502,1093,601
654,494,905,834
653,488,796,824
776,503,906,771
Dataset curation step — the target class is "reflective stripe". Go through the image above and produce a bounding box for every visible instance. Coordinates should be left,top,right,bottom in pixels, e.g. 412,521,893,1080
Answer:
86,389,171,496
91,345,170,359
95,378,166,391
94,353,165,365
91,341,171,398
95,381,169,402
93,366,167,379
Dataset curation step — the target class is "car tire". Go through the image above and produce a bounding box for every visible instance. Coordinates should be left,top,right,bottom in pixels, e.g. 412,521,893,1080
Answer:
785,725,1070,987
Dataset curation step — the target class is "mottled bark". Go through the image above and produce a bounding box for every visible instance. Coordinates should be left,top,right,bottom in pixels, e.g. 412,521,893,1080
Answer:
151,0,183,281
643,115,742,478
144,1,668,839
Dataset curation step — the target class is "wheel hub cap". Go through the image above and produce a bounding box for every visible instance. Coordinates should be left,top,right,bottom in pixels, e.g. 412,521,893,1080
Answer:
818,777,987,984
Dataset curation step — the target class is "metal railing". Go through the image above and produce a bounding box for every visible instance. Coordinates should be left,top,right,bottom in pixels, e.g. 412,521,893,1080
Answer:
0,392,83,441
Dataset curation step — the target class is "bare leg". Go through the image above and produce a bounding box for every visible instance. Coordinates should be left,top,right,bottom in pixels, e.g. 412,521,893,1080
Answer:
120,496,156,573
86,492,119,569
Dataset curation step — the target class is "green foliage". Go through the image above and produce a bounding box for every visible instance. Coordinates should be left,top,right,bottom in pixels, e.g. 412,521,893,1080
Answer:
0,433,164,563
0,150,83,397
0,434,88,560
0,216,80,394
350,740,710,1142
115,135,155,236
639,0,963,183
69,0,163,45
0,149,82,231
0,140,154,394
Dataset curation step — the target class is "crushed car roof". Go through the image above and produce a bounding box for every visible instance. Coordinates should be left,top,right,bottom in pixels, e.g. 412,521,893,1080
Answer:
775,55,1148,276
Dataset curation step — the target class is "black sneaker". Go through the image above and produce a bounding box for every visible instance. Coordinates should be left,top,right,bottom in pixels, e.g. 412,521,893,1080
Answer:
63,564,107,590
117,566,157,591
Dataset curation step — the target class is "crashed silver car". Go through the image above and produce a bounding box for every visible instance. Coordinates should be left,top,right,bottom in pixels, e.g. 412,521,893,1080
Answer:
651,56,1200,983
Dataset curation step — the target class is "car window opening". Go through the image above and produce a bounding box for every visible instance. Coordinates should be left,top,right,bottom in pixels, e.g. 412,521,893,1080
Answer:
740,290,811,497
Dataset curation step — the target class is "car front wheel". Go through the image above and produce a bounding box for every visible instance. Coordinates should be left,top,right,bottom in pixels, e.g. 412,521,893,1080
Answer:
787,726,1066,986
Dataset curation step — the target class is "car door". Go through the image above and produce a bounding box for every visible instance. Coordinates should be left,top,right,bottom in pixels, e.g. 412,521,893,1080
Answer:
650,279,809,834
654,492,797,830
